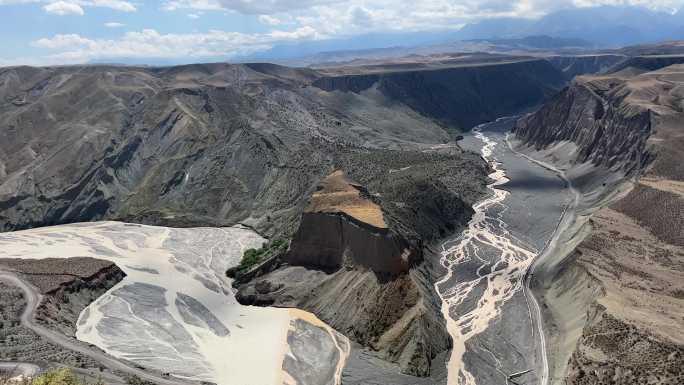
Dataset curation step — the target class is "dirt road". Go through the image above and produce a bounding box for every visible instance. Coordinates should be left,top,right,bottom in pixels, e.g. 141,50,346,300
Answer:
0,270,190,385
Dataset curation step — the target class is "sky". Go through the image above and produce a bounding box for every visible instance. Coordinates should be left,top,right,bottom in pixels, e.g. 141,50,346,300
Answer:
1,0,683,66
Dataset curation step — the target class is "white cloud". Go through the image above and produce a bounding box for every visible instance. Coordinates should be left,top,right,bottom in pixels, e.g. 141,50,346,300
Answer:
162,0,224,11
2,0,136,14
258,14,282,25
104,21,125,27
33,33,95,48
43,1,84,15
162,0,335,14
88,0,135,12
28,27,327,64
159,0,684,21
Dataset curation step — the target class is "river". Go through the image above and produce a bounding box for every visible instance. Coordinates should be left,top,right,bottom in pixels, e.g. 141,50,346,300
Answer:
436,117,572,385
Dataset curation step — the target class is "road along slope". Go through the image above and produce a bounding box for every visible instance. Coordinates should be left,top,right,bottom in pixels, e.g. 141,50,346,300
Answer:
512,64,684,384
0,270,187,385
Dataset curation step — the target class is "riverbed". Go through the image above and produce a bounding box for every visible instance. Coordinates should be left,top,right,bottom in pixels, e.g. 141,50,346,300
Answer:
0,222,349,385
436,117,572,385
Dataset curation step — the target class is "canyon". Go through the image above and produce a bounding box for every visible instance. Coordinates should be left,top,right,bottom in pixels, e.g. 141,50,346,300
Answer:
0,43,682,385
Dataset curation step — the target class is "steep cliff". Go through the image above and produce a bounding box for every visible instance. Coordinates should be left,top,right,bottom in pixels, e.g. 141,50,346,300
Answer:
285,171,419,274
547,55,627,78
514,75,653,174
513,65,684,384
238,149,489,378
607,54,684,74
313,59,566,131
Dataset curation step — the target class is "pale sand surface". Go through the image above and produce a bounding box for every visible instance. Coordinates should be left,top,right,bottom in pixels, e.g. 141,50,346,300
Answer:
0,221,348,385
638,177,684,198
307,170,387,228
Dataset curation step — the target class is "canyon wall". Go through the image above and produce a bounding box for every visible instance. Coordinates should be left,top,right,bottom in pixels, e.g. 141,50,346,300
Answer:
547,54,626,78
514,64,684,384
313,59,566,131
0,63,460,236
513,77,653,174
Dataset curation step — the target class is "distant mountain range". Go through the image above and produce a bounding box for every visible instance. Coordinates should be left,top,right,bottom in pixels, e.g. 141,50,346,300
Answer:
242,5,684,64
87,5,684,67
458,6,684,46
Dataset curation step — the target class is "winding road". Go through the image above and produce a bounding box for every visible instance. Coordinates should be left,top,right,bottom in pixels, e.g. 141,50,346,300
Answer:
0,270,190,385
506,134,582,385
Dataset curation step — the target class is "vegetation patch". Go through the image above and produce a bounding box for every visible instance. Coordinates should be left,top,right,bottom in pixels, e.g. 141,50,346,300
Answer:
226,239,288,279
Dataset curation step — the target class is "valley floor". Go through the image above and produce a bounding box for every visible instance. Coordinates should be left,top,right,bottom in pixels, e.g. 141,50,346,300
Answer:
432,117,572,385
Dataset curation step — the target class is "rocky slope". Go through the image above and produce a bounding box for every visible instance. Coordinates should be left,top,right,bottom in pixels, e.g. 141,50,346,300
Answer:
0,59,558,238
0,257,126,379
237,147,490,379
0,257,125,337
0,281,102,370
513,64,684,384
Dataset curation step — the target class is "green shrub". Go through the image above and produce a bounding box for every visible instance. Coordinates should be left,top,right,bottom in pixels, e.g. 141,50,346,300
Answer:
227,239,289,278
28,368,99,385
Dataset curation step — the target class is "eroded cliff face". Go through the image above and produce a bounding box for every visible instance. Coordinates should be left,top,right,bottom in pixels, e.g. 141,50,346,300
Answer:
0,63,460,236
514,65,684,385
237,163,488,378
547,55,627,79
287,212,419,274
513,77,653,174
285,171,419,274
313,59,566,131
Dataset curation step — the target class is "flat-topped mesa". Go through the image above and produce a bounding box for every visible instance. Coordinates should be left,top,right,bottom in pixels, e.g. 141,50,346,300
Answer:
285,170,420,275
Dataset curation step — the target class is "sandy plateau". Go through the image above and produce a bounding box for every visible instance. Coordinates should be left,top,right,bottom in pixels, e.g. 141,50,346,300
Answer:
0,222,348,385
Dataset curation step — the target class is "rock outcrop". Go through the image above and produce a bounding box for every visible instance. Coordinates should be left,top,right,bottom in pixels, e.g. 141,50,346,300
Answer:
285,171,419,274
238,156,489,377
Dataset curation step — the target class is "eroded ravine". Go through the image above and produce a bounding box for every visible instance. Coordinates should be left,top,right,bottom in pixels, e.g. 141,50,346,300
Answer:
435,126,539,385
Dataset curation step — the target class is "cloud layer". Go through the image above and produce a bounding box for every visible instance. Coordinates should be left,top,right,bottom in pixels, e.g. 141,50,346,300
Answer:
2,0,684,66
30,27,322,64
0,0,136,15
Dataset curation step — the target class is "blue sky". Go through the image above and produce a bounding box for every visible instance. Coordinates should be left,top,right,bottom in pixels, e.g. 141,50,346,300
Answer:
1,0,683,66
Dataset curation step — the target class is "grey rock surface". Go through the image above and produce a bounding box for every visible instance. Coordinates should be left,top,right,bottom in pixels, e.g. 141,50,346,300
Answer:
0,59,563,238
